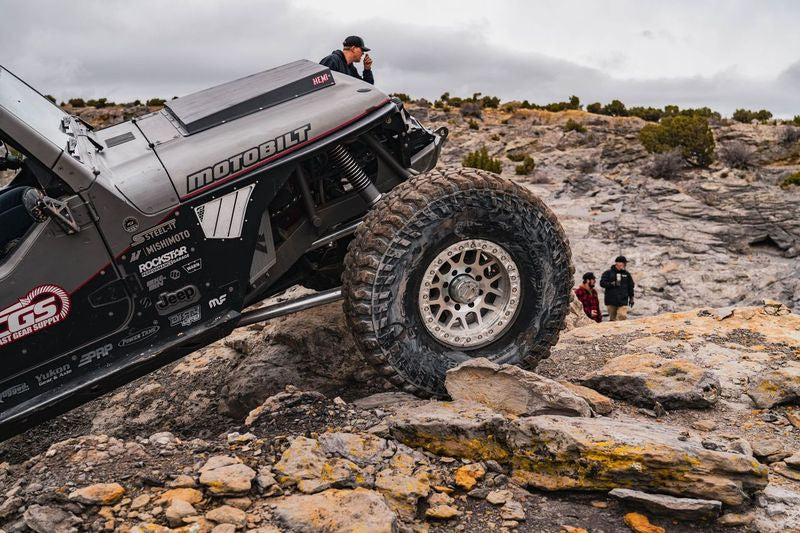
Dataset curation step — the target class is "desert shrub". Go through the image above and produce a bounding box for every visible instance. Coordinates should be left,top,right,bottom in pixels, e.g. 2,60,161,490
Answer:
507,152,527,162
793,115,800,126
463,146,502,173
433,100,444,109
649,150,685,179
480,95,500,108
718,141,755,168
468,119,480,130
639,115,715,167
461,101,482,118
628,106,664,122
732,108,773,123
578,158,597,173
778,126,800,145
390,92,411,102
586,102,602,114
86,98,113,108
564,119,587,133
780,171,800,189
415,98,431,108
448,97,463,108
602,99,627,117
68,98,86,107
490,134,500,141
514,156,535,175
146,98,166,107
439,92,450,103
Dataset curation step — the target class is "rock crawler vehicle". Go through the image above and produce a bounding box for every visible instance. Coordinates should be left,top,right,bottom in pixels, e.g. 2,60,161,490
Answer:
0,60,573,440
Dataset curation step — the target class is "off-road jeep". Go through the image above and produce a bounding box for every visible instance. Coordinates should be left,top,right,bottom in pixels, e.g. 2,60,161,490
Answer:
0,60,573,440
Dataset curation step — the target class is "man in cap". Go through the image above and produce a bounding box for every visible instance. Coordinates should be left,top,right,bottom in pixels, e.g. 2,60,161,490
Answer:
599,255,636,321
320,36,374,85
574,272,601,323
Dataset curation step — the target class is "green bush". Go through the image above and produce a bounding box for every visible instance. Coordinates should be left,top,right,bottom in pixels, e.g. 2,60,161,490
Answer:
732,108,773,123
793,115,800,126
602,99,627,116
627,106,664,122
461,102,482,118
515,156,535,175
480,95,500,108
390,92,411,102
146,98,166,107
639,115,715,167
507,152,526,162
564,119,587,133
86,98,113,108
463,146,502,173
586,102,602,114
780,172,800,189
468,119,480,130
68,98,86,107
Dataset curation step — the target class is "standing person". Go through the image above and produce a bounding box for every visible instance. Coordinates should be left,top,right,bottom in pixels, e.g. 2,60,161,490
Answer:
320,36,374,85
574,272,601,323
599,255,635,321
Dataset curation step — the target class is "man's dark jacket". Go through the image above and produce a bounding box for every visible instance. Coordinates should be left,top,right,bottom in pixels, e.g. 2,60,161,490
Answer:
320,50,374,85
599,265,635,306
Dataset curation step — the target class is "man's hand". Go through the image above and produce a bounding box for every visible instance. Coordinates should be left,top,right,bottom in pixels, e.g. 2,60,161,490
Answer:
364,54,373,70
590,309,598,317
629,298,635,308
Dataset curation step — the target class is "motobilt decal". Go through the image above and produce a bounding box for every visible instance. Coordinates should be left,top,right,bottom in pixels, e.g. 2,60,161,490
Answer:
0,285,71,346
185,124,311,193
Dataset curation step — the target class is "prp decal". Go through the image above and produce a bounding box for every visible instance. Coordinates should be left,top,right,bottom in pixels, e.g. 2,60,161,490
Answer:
0,285,71,346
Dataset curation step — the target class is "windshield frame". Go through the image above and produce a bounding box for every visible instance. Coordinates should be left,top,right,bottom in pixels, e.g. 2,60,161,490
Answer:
0,66,71,154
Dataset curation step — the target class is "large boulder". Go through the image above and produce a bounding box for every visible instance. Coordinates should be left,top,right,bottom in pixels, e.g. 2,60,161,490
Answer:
273,488,397,533
747,363,800,408
445,358,592,417
389,402,768,506
580,353,720,409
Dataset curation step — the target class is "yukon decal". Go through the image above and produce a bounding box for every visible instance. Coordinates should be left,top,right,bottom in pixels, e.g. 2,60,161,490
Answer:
185,124,311,194
194,185,255,239
0,285,71,346
138,246,190,278
35,363,72,387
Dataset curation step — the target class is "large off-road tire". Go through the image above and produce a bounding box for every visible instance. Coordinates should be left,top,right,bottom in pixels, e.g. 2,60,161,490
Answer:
342,168,574,397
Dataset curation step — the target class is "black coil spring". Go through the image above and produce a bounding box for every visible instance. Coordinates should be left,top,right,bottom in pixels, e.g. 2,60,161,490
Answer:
328,144,372,192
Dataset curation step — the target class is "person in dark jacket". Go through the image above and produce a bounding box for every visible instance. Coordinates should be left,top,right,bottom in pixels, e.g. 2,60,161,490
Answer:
320,36,374,85
574,272,601,323
599,255,635,321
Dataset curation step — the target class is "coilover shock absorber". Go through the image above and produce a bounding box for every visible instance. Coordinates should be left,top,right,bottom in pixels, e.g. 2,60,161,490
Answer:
328,144,382,205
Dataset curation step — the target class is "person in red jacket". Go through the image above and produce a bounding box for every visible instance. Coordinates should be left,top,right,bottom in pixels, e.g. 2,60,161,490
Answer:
574,272,601,323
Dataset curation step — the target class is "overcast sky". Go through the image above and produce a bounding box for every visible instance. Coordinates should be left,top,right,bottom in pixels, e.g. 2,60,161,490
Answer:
1,0,798,117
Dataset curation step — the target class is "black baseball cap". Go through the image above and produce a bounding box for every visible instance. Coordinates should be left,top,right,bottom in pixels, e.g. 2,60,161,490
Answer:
343,36,370,52
582,272,595,281
615,255,627,263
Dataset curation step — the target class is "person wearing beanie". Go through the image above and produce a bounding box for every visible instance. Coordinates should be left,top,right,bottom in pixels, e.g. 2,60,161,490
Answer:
574,272,601,323
599,255,635,321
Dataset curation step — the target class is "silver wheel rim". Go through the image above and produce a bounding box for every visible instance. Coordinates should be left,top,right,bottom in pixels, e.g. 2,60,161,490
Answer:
418,239,522,350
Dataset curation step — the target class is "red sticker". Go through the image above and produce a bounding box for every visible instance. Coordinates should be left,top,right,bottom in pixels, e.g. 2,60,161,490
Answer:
0,285,71,346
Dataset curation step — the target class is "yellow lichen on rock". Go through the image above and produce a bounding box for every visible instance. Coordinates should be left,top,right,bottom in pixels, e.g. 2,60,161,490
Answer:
623,512,665,533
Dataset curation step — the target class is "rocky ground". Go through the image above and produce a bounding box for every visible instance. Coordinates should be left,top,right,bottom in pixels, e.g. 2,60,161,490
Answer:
1,104,799,532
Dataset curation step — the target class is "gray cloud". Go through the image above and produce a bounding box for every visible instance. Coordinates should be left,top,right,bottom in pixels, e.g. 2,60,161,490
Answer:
1,0,796,117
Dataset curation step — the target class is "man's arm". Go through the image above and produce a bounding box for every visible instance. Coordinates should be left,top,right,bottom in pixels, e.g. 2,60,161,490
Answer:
362,68,374,85
599,270,612,289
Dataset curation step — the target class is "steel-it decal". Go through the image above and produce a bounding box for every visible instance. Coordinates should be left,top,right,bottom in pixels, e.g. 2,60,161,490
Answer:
137,246,190,278
131,219,178,246
0,383,30,403
194,184,255,239
0,285,71,346
185,124,310,193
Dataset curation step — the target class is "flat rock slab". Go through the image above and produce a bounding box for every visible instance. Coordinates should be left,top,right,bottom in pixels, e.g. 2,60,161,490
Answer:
608,488,721,520
446,358,592,417
580,353,720,409
747,363,800,408
389,401,768,506
273,487,397,533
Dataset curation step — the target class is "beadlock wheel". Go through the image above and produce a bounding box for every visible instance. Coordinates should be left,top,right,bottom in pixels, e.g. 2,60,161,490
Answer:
342,167,574,397
418,239,522,349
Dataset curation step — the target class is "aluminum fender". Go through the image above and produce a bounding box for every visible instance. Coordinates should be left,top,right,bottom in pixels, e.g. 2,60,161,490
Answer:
93,121,179,214
154,73,388,199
